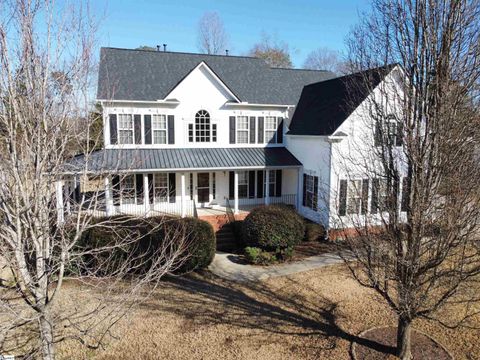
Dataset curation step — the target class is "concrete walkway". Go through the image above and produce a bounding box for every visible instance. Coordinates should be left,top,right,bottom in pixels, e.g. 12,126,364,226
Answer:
208,251,344,282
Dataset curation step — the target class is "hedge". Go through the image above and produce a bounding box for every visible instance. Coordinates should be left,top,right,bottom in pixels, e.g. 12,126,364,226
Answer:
76,215,215,275
242,205,305,251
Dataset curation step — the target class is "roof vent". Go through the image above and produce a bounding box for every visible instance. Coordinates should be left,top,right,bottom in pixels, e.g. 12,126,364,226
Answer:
225,49,229,56
156,45,160,52
163,44,167,52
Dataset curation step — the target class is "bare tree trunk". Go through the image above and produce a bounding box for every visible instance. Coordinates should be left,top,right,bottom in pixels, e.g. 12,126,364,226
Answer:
39,310,55,360
397,316,412,360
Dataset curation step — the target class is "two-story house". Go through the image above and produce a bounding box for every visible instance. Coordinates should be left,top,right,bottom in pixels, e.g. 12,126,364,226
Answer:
63,47,407,237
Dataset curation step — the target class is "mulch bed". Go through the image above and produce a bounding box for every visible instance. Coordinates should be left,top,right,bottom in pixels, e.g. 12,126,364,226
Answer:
292,240,345,260
352,326,452,360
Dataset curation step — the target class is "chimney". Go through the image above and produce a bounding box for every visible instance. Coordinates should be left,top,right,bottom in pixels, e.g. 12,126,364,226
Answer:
225,49,229,56
156,45,160,52
163,44,167,52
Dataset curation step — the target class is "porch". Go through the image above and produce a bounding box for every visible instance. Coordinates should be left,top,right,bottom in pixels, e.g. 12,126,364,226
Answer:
59,147,302,222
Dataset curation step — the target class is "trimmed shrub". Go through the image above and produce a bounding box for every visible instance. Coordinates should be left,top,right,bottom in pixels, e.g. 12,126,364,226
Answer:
244,247,276,265
242,205,305,251
305,223,326,242
76,215,215,276
173,217,216,273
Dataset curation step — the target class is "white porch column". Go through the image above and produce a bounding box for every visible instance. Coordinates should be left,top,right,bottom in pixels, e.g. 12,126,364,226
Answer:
143,174,149,214
234,171,239,214
265,169,270,205
181,173,186,218
297,168,302,210
55,180,64,224
104,175,114,216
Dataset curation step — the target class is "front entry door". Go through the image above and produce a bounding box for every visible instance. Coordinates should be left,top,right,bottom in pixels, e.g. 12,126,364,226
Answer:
197,173,210,205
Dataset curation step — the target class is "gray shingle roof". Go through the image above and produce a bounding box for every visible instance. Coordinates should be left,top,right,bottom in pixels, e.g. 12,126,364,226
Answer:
288,64,395,136
66,147,302,173
97,47,336,105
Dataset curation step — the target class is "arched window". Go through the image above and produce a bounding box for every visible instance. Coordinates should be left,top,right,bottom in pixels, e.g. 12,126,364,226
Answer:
195,110,210,142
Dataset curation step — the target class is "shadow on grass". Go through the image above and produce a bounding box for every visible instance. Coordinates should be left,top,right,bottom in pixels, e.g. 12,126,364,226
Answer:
142,271,396,356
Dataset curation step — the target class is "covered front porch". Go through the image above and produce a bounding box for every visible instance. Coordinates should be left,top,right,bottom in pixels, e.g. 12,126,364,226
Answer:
59,147,302,221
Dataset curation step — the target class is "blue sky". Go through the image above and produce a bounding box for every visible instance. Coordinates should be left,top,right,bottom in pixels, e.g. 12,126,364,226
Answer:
93,0,370,68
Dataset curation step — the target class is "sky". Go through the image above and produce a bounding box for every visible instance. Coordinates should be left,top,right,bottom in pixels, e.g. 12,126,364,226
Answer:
92,0,371,68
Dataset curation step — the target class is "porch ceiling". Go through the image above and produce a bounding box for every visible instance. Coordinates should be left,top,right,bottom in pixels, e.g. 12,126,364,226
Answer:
65,147,302,173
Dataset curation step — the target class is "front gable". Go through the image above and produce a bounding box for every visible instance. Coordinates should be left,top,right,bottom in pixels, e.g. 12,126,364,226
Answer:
165,62,240,107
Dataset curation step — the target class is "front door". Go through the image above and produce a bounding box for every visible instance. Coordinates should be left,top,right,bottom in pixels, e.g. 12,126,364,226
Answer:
197,173,210,205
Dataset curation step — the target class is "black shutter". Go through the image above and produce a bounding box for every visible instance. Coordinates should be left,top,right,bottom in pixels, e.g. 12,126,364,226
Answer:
135,174,144,204
256,171,264,198
338,179,347,216
371,179,379,214
361,179,369,214
229,116,236,144
168,115,175,144
313,176,318,211
275,170,282,197
229,171,234,200
134,115,142,144
258,117,264,143
109,114,117,145
374,120,381,146
168,173,176,203
277,118,283,144
396,121,404,146
148,174,154,203
144,115,152,145
401,177,409,212
112,175,120,206
249,116,256,143
248,171,255,198
302,174,307,207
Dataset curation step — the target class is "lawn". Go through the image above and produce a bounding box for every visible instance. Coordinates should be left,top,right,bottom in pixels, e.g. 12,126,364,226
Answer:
57,264,480,360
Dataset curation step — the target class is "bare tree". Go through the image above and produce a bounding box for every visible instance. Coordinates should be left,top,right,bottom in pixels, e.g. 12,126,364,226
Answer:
303,47,346,74
248,32,292,68
0,1,189,359
197,11,228,55
334,1,480,359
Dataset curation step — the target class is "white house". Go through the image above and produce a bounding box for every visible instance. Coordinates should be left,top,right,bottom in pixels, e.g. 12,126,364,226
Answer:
63,47,407,239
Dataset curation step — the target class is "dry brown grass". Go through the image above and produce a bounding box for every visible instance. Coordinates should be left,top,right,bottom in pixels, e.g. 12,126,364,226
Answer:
55,264,480,360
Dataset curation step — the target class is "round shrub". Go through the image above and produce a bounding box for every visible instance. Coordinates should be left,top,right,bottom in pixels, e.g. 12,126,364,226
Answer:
242,205,305,251
173,217,216,273
305,223,326,242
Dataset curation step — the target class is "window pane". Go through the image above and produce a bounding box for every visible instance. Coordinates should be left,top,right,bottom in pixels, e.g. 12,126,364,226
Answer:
265,130,276,143
154,173,168,203
237,131,248,144
152,115,166,129
237,116,248,130
153,130,166,144
122,175,135,204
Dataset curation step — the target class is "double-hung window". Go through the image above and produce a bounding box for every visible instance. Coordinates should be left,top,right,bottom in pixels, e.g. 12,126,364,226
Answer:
303,174,317,210
152,115,167,144
118,114,133,144
236,116,249,144
121,175,136,204
153,173,168,203
347,180,363,215
265,116,277,143
238,171,248,198
264,171,276,196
